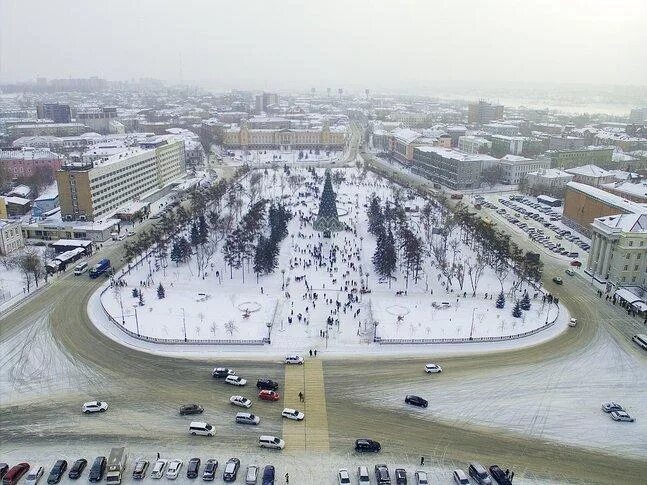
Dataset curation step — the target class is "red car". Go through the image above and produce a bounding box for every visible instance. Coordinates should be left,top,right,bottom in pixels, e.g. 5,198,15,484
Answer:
258,390,280,401
3,463,30,485
570,260,582,267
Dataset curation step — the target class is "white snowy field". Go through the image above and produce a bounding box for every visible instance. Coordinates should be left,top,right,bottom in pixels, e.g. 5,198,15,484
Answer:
0,246,52,312
99,167,566,354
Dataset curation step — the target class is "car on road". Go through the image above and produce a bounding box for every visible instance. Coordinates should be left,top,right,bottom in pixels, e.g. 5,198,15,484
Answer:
453,469,470,485
569,318,578,327
355,439,381,452
150,460,168,479
202,460,218,481
25,466,44,485
260,465,273,485
405,395,428,408
552,276,563,285
256,379,279,390
47,461,67,484
4,464,30,485
236,412,260,425
230,395,252,408
424,363,442,373
212,367,235,378
244,465,258,484
611,410,635,422
222,459,240,482
468,462,492,485
414,471,428,485
68,459,87,479
258,390,280,401
82,401,108,413
258,436,285,450
358,466,370,484
395,468,407,484
225,375,247,386
189,421,215,436
179,404,204,415
285,355,304,364
281,408,305,420
488,465,511,485
88,457,106,482
374,464,390,484
601,402,624,413
132,460,149,480
186,458,201,479
165,460,183,480
565,269,575,276
338,469,351,485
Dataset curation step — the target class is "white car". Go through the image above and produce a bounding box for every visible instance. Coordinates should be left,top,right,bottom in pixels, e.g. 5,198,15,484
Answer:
285,355,304,365
453,469,470,485
610,410,635,422
82,401,108,413
25,466,44,485
338,469,351,485
415,471,429,485
601,402,623,413
569,318,577,327
165,460,183,479
225,375,247,386
150,459,168,479
358,466,370,484
281,408,305,421
230,395,252,408
424,363,442,373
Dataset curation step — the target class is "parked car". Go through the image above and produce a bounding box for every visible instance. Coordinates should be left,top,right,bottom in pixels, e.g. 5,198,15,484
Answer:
285,355,304,365
165,460,183,480
244,465,258,485
258,436,285,450
236,412,260,425
569,318,577,327
453,470,469,485
395,468,407,484
3,464,30,485
24,467,44,485
230,395,252,408
150,460,168,479
82,401,108,413
338,469,351,485
488,465,511,485
225,375,247,386
88,457,106,482
611,410,635,422
424,363,442,373
132,460,149,480
552,276,563,285
222,459,240,482
256,379,279,391
355,439,381,452
601,402,624,413
281,408,305,420
212,367,235,378
414,471,429,485
358,466,370,484
405,395,428,408
68,459,87,479
186,458,201,479
260,465,273,485
180,404,204,415
374,464,390,484
258,390,280,401
202,460,218,481
47,461,67,485
468,462,492,485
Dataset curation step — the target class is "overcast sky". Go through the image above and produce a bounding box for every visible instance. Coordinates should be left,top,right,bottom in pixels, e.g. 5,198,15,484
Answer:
1,0,646,92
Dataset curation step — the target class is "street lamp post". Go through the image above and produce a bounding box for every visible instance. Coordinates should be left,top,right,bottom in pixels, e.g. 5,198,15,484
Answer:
132,305,140,336
373,321,379,342
266,321,273,343
182,307,187,342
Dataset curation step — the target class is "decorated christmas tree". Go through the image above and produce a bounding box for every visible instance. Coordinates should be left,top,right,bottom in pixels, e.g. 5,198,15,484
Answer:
313,169,345,233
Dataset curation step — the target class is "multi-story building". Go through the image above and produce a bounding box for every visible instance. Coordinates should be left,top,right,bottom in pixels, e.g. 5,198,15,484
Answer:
0,147,64,178
412,146,496,190
36,103,72,123
458,135,491,154
467,101,504,124
0,219,24,255
565,165,615,187
548,135,586,150
223,124,346,150
389,128,427,164
498,155,550,184
7,123,88,140
547,146,614,169
482,123,519,137
629,107,647,123
75,107,118,134
526,169,573,191
491,135,525,156
56,137,186,221
0,197,7,219
255,93,279,114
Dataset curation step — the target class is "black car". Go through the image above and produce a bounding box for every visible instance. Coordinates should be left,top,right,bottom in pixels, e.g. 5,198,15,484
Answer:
374,464,390,485
488,465,511,485
404,395,428,408
212,367,234,378
187,458,201,479
0,464,8,480
68,459,87,479
256,378,279,390
222,458,240,482
395,468,407,484
47,461,67,484
355,439,381,452
180,404,204,415
88,457,106,482
202,459,218,481
262,465,275,485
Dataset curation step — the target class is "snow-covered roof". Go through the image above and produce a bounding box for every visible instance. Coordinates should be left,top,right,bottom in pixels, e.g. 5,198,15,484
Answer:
35,185,59,201
4,196,31,205
528,168,572,179
594,213,647,233
567,182,647,214
565,164,612,177
392,128,423,145
0,147,62,160
500,155,532,163
601,180,647,199
7,185,32,197
607,170,640,181
415,146,497,162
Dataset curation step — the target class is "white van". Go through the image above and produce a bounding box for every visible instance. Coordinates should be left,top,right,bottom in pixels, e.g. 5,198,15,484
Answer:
258,435,285,450
285,355,304,365
74,262,88,275
235,412,260,425
188,421,215,436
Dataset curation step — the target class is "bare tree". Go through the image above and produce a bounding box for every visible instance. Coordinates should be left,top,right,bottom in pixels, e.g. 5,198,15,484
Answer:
224,319,238,336
466,254,487,296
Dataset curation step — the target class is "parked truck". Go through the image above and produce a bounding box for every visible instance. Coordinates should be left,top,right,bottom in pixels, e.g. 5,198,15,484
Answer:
106,447,127,484
89,258,111,279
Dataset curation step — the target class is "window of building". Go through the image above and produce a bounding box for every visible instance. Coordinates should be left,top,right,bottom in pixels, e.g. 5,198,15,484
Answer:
624,265,628,271
628,240,633,246
626,253,631,259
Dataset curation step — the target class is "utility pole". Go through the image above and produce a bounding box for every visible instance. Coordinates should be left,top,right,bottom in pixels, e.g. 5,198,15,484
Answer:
182,307,187,342
133,305,140,336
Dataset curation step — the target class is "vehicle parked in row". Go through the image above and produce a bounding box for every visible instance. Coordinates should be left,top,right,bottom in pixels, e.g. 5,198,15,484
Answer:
222,459,240,482
260,465,273,485
165,460,183,480
230,395,252,408
355,439,381,452
395,468,407,484
281,408,305,420
202,460,218,481
186,458,201,479
285,355,304,364
414,471,428,485
453,469,469,485
179,404,204,415
24,466,44,485
468,462,492,485
3,464,30,485
82,401,108,414
338,469,351,485
258,390,280,401
601,402,624,413
256,379,279,390
488,465,511,485
225,375,247,386
358,466,370,484
88,457,107,482
611,410,635,422
189,421,215,436
405,395,428,408
212,367,235,378
424,363,442,373
150,460,168,479
374,464,390,484
245,465,258,484
258,436,285,450
236,412,260,425
47,461,67,485
132,460,149,480
68,459,87,479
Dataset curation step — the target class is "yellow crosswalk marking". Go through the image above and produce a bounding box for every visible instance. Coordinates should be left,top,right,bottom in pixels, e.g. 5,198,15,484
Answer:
283,364,306,453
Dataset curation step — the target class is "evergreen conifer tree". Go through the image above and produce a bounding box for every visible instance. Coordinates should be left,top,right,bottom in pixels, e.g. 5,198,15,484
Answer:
157,283,165,299
512,301,522,318
520,291,531,310
496,291,505,309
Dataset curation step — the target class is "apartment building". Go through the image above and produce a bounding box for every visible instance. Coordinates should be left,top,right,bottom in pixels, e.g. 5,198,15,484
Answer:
498,155,550,184
412,146,496,190
0,219,24,255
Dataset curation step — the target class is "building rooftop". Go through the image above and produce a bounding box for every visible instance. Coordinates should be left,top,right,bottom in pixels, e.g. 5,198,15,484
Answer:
392,127,423,145
594,213,647,233
415,145,497,162
528,168,572,179
601,180,647,199
500,154,533,163
567,181,647,214
565,164,612,177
